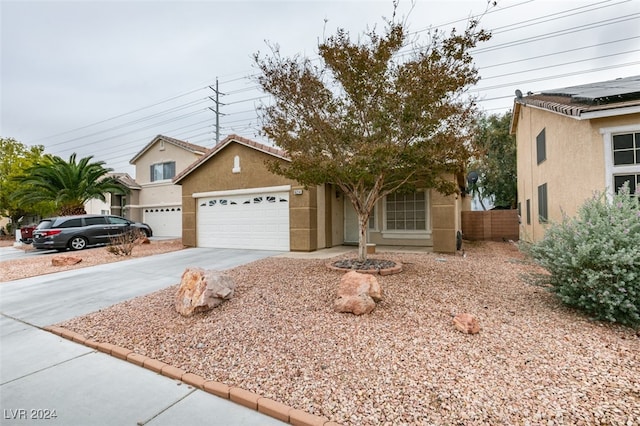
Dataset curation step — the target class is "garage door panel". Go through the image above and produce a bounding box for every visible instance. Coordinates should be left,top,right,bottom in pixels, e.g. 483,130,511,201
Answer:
197,190,289,251
143,207,182,237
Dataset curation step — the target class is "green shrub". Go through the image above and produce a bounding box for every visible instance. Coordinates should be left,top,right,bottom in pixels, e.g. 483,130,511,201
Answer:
525,184,640,327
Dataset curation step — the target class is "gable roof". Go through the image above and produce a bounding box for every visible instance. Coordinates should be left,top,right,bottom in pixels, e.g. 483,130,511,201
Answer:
511,75,640,132
129,135,208,165
173,134,289,184
107,172,141,190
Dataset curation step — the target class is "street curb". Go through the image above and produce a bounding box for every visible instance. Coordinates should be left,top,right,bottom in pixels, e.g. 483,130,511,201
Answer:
43,326,340,426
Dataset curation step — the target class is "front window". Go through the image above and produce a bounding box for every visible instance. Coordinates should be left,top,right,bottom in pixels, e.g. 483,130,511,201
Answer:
150,162,176,182
385,191,426,230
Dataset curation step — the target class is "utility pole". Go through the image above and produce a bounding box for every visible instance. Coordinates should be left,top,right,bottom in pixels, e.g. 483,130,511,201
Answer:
208,78,225,144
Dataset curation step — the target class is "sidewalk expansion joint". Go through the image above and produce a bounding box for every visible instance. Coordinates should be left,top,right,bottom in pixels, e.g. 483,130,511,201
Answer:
0,351,94,386
135,389,198,425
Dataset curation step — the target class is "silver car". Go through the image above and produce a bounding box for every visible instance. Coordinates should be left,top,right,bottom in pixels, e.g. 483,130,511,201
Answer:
32,214,153,251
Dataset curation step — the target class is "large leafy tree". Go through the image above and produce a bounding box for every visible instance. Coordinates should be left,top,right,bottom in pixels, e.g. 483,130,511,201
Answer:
0,137,54,228
469,111,516,209
254,11,490,260
12,153,128,216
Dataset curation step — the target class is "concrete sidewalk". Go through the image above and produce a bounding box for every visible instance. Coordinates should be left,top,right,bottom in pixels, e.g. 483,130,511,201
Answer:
0,248,288,425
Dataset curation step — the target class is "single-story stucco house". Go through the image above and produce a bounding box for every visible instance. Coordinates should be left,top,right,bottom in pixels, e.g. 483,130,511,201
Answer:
173,134,469,253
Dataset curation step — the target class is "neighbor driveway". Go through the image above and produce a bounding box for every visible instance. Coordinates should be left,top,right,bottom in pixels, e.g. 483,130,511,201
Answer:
0,248,286,425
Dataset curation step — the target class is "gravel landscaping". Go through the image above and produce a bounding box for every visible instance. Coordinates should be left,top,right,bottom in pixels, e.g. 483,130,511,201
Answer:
0,239,185,282
57,241,639,425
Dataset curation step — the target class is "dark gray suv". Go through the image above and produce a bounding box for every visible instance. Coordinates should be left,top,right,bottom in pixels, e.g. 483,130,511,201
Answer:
32,214,153,251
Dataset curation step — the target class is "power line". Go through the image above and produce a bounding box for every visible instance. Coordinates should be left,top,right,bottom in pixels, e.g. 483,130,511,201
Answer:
26,0,640,172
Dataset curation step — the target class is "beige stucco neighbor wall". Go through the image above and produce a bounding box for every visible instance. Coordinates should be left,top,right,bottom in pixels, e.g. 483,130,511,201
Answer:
516,104,640,242
132,141,203,219
177,142,319,251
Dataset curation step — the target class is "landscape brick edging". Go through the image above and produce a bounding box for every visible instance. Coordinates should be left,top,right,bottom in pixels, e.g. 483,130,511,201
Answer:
325,262,403,276
43,325,337,426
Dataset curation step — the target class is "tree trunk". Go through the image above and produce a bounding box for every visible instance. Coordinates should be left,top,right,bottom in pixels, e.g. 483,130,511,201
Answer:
357,212,368,261
59,205,86,216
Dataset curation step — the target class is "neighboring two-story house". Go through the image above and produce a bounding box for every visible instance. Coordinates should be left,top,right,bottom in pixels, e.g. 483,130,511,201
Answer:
511,75,640,242
127,135,208,237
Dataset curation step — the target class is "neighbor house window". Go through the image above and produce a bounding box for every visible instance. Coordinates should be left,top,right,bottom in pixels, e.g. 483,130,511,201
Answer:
385,191,426,230
526,199,531,225
538,183,548,223
612,132,640,165
536,128,546,164
601,126,640,197
150,161,176,182
614,173,640,196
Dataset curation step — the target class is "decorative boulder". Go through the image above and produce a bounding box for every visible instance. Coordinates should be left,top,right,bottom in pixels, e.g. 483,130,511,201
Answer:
453,313,481,334
175,268,235,317
334,271,383,315
51,255,82,266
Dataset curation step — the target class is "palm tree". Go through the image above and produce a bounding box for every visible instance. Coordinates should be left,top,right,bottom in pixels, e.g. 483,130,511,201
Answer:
12,153,128,216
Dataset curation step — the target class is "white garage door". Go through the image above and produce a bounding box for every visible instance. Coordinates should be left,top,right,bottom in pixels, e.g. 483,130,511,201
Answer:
197,190,290,251
143,206,182,237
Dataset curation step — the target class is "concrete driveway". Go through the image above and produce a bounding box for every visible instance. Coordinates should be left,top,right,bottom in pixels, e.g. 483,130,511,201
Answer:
0,248,287,425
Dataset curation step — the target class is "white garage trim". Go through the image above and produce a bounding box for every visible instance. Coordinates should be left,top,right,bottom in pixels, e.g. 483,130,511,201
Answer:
196,188,290,251
192,185,291,199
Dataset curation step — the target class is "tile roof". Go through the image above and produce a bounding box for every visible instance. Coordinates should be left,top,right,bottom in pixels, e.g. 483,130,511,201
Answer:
129,135,208,164
173,134,289,184
105,172,141,190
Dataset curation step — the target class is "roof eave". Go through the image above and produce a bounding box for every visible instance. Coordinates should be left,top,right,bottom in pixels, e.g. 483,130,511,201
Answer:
577,104,640,120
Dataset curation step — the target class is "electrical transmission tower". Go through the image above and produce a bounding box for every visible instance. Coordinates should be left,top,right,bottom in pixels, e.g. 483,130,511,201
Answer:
208,78,225,143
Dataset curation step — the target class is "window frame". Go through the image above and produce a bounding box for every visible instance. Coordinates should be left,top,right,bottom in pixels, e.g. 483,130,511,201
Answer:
536,128,546,164
537,183,548,223
612,132,639,166
382,190,431,239
601,125,640,198
150,161,176,182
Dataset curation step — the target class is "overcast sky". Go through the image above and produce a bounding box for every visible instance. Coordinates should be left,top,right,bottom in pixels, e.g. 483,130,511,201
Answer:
1,0,639,176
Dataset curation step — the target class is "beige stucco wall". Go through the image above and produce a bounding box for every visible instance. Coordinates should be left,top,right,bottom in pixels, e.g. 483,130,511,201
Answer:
430,188,462,253
177,142,320,251
516,104,640,242
133,141,203,208
84,194,111,215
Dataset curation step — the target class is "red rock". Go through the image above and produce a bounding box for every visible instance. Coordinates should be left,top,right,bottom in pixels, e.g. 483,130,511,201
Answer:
334,271,383,315
51,256,82,266
175,268,235,317
453,313,481,334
